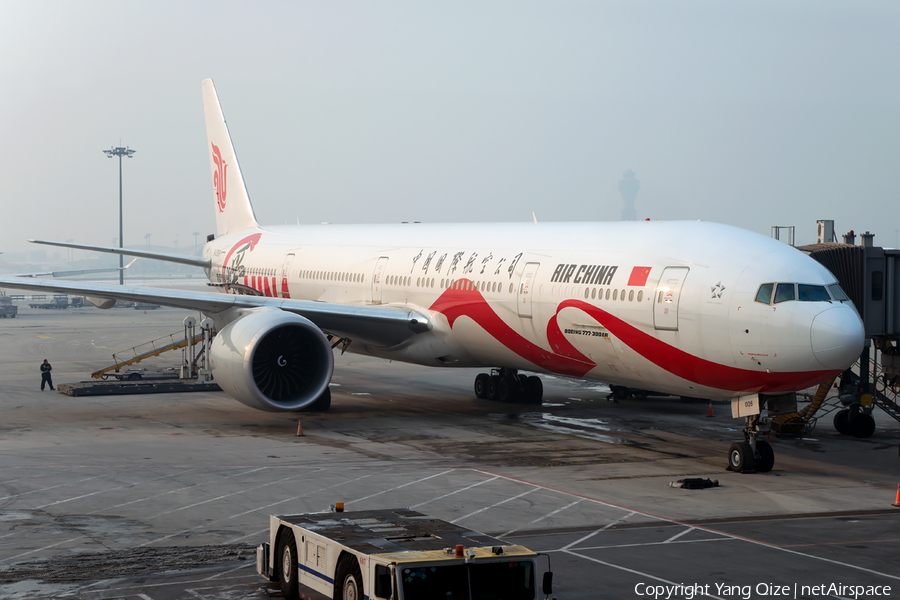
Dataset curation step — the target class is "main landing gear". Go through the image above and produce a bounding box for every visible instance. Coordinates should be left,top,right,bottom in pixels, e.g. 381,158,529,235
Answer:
727,414,774,474
474,368,543,405
833,403,876,438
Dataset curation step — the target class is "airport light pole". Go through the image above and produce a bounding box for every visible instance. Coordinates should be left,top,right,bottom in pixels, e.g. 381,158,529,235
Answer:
103,146,136,285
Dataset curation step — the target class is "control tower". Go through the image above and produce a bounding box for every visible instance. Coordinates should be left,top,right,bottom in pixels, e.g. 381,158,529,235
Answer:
618,169,640,221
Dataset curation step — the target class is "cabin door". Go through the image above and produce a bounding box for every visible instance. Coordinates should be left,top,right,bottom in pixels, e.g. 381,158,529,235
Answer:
653,267,689,331
517,262,540,318
280,254,295,298
371,257,389,304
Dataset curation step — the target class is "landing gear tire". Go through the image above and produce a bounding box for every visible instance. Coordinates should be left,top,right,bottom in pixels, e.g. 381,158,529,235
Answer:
754,440,775,473
727,441,755,473
609,385,629,401
524,376,543,405
302,388,331,412
486,376,500,400
334,554,364,600
497,377,518,403
850,412,876,438
474,373,490,399
833,409,851,435
277,529,300,600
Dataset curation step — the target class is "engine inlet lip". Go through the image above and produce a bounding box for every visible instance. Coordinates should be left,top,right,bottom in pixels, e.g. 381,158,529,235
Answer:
241,312,334,411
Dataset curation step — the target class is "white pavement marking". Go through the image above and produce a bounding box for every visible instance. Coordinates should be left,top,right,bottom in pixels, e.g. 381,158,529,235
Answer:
220,472,376,526
561,511,636,551
756,543,900,582
409,475,500,509
74,572,255,596
478,469,900,583
563,549,728,600
86,466,250,514
146,467,282,519
451,487,539,524
663,526,695,543
501,499,583,537
140,470,374,547
0,535,86,563
34,465,205,510
136,594,154,600
201,561,254,580
0,473,108,502
555,537,735,552
342,469,456,507
224,527,269,545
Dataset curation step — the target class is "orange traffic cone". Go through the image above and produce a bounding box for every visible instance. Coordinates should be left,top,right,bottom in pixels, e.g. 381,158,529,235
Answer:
893,483,900,507
706,402,715,417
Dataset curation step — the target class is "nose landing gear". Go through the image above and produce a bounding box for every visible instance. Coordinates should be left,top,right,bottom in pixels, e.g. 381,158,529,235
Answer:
473,368,543,405
727,414,775,473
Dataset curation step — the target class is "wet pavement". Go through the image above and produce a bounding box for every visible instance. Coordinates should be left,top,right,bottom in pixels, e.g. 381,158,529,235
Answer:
0,304,898,599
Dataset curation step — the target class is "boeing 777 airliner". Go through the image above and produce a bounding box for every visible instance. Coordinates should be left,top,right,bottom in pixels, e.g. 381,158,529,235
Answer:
0,79,865,473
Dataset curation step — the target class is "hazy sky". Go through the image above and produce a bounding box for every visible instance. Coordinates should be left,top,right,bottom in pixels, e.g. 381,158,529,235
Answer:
1,1,898,259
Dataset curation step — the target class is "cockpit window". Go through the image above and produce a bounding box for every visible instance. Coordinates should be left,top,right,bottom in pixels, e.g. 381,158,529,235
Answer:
828,283,850,302
798,284,830,301
755,283,774,304
773,283,795,304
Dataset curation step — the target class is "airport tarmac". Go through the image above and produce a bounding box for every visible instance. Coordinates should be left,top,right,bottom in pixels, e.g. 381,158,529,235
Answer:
1,304,899,599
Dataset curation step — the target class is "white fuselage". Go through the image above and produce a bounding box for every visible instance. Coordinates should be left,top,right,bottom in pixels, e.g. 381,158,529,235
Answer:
202,220,864,400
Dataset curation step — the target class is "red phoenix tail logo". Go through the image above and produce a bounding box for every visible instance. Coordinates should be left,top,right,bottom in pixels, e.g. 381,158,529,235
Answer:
211,142,227,212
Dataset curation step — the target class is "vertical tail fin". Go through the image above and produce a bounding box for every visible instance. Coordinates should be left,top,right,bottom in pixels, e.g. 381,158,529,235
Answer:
201,79,259,236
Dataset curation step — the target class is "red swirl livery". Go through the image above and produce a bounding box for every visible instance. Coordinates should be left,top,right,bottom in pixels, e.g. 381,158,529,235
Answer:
4,79,865,471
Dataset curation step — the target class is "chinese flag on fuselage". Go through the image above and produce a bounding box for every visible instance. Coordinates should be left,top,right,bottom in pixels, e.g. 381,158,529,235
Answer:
627,266,652,286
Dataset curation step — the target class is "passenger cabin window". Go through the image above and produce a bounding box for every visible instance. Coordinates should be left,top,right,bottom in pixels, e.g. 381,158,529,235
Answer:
773,283,795,304
755,283,774,304
798,285,830,301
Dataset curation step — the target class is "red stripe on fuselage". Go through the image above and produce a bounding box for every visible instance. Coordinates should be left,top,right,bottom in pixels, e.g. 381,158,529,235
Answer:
429,282,838,394
555,300,839,393
429,280,594,377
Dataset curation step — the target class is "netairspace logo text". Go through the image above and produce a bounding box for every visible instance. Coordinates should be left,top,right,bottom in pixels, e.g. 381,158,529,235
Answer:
634,582,892,599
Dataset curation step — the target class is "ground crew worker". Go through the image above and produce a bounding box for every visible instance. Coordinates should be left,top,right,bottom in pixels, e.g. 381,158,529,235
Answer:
40,359,55,391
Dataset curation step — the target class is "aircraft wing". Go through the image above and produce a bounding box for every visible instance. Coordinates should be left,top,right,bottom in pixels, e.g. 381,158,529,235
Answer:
28,239,210,269
0,277,430,348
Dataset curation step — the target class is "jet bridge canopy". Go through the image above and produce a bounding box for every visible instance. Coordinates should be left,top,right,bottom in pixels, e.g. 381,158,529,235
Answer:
800,242,900,339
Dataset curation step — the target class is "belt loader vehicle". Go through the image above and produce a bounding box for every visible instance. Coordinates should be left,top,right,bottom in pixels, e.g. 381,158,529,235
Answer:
257,506,556,600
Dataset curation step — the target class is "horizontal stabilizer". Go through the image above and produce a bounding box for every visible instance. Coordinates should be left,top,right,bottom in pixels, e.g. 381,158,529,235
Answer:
16,258,137,279
28,240,210,269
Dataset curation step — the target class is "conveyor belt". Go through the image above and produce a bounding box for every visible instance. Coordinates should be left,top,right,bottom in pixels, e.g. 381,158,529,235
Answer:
91,333,204,379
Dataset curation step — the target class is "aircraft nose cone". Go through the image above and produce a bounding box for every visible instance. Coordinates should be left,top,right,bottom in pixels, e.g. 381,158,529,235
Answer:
810,306,865,369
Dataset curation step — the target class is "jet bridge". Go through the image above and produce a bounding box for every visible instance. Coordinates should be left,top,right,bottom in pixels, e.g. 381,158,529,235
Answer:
799,227,900,435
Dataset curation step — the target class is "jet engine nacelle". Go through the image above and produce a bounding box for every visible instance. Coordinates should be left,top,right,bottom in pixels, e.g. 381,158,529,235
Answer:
87,296,116,309
210,308,334,412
